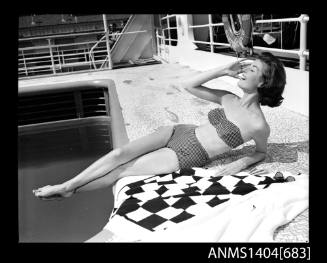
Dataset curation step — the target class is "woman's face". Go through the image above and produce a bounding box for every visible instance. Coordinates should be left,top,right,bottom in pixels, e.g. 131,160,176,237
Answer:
238,59,267,92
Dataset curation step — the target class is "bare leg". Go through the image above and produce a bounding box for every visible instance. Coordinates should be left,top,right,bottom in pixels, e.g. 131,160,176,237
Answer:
83,148,179,242
33,126,175,199
74,148,180,193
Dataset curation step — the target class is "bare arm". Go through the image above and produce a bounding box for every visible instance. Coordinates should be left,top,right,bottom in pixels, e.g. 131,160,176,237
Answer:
180,59,251,104
183,84,235,105
214,125,270,176
238,126,269,170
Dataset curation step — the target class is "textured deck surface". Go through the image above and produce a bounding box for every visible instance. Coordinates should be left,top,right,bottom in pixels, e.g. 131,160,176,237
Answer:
19,63,309,242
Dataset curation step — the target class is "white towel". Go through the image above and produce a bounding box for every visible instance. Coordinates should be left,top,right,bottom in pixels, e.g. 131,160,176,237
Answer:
105,171,308,242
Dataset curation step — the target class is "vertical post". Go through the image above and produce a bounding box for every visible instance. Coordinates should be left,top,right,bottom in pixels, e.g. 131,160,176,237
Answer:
163,31,167,61
150,15,156,57
156,29,160,57
21,50,28,76
261,14,263,34
61,50,64,65
163,31,166,48
103,14,113,69
167,16,171,46
48,38,56,74
280,22,283,49
156,16,161,58
84,48,87,64
208,14,214,53
56,46,62,71
299,14,309,71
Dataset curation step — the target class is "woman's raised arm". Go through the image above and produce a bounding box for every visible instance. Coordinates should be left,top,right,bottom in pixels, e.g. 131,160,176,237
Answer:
183,84,234,105
180,59,251,104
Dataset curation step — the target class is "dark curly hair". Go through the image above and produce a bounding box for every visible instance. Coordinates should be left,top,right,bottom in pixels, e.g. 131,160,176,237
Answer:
256,52,286,107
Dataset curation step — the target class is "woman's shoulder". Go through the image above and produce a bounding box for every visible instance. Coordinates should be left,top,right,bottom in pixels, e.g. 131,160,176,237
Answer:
251,114,270,138
221,93,240,104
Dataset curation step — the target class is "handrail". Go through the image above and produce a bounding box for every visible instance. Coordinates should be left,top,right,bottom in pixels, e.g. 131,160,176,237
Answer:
88,29,149,69
255,15,309,24
188,15,309,28
184,14,309,70
162,27,178,30
19,30,106,41
100,56,109,69
18,14,150,75
18,49,105,61
193,40,230,46
110,14,134,52
156,14,309,70
160,14,177,19
109,30,148,36
18,14,174,78
189,23,223,28
19,40,99,51
156,33,177,42
89,35,106,54
88,34,106,69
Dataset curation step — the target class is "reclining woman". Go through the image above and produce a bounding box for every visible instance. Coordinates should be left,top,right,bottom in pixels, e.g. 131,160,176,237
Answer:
33,52,286,200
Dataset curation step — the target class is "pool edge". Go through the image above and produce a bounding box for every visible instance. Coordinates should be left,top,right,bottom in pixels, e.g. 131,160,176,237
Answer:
105,79,130,149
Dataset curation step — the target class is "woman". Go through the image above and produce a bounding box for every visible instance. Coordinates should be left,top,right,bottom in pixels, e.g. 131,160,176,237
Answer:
33,52,286,200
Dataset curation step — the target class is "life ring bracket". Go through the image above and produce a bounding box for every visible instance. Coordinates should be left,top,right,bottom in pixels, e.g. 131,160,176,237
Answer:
222,14,253,56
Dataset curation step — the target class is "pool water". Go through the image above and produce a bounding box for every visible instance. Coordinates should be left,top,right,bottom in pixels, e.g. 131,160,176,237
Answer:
18,120,115,242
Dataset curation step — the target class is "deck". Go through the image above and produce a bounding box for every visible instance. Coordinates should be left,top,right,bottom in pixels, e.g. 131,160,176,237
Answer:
18,63,309,242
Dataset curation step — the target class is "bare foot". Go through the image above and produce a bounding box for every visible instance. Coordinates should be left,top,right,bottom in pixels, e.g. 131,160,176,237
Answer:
32,184,74,201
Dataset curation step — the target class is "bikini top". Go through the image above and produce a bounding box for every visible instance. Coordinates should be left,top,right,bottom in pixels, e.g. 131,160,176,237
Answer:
208,108,244,148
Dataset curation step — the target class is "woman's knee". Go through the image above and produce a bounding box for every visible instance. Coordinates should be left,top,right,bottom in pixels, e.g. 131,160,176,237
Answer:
111,126,174,164
113,144,139,164
110,147,125,162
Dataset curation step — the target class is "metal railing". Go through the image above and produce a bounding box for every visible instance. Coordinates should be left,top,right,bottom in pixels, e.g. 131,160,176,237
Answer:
18,15,150,79
159,15,178,46
88,29,149,70
160,14,309,70
18,31,109,78
187,14,309,70
156,30,166,59
89,34,107,69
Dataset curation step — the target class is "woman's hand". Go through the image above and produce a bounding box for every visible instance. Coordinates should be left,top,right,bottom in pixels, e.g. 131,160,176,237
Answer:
213,160,245,177
223,58,252,79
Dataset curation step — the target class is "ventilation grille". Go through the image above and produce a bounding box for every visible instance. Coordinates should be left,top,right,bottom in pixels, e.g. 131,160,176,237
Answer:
18,87,109,126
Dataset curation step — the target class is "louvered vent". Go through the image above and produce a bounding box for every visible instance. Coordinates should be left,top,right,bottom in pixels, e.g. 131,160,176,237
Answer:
18,87,109,126
81,88,109,118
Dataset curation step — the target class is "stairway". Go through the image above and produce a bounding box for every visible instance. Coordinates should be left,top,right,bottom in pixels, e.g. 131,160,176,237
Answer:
111,15,155,64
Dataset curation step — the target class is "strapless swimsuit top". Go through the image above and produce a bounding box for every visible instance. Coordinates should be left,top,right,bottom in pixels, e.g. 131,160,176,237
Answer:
207,108,244,148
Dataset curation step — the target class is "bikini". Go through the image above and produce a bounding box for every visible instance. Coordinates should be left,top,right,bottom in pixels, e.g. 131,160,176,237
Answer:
207,108,244,149
166,108,244,169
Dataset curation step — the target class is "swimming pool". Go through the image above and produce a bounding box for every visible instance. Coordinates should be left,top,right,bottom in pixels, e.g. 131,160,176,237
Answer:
18,79,127,242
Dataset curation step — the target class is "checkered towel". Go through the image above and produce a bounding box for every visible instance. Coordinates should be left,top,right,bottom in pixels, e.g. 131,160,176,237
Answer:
106,168,285,236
